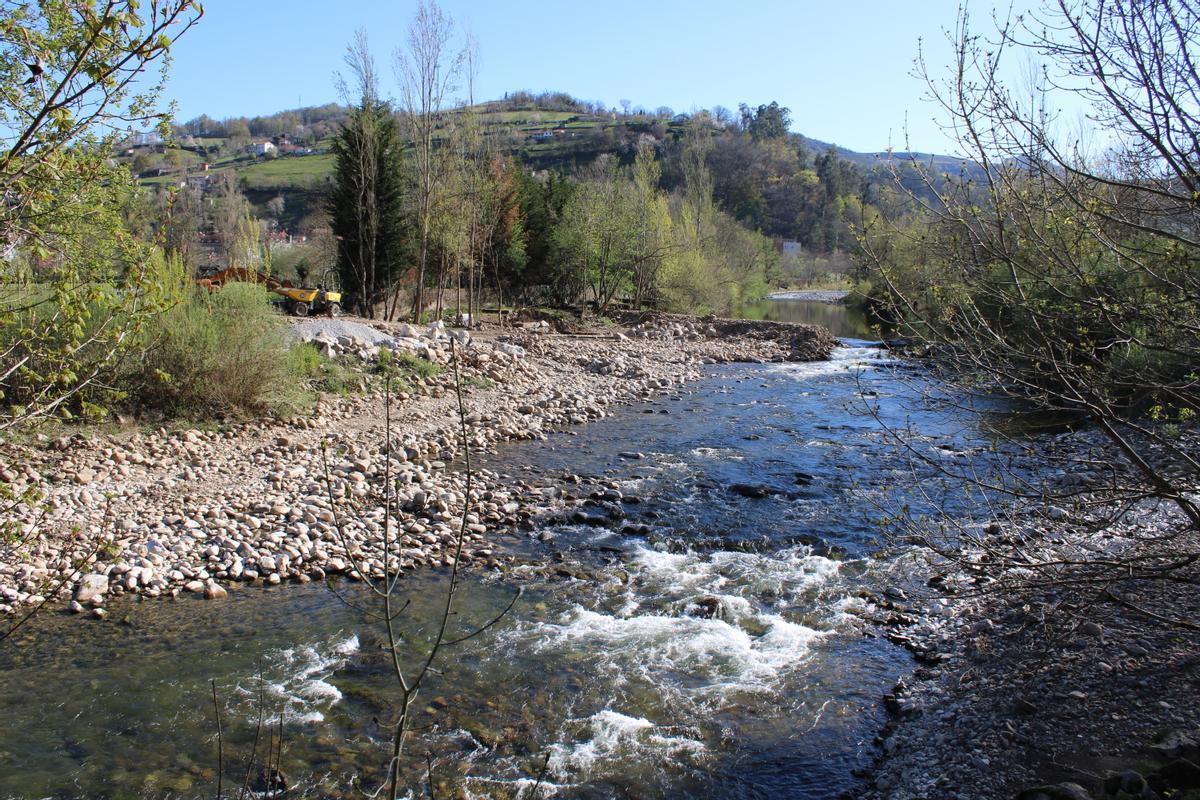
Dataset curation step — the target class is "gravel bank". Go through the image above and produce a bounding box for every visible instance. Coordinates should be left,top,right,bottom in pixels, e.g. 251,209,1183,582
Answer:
859,493,1200,800
0,314,836,619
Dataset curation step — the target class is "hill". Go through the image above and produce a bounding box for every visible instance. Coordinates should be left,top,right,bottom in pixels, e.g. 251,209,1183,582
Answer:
119,94,975,265
125,96,972,196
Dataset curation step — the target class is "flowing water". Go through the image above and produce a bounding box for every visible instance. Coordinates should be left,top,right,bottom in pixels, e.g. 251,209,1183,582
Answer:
0,301,1017,799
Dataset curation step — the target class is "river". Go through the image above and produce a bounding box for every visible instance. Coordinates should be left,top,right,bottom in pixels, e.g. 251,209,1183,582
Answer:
0,300,1018,799
735,294,873,340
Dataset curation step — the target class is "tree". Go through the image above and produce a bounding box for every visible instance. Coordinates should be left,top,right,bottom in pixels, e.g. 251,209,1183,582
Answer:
629,141,673,307
329,31,408,317
679,112,716,247
0,0,201,431
265,195,286,222
857,1,1200,571
212,172,256,269
0,0,200,643
739,101,791,140
513,168,573,303
157,184,204,271
552,156,641,311
395,0,464,322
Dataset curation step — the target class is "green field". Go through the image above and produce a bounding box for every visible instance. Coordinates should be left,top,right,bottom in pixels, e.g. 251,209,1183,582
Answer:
238,153,335,190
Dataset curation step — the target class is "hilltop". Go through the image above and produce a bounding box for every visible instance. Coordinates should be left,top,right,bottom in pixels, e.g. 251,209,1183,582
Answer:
120,93,966,234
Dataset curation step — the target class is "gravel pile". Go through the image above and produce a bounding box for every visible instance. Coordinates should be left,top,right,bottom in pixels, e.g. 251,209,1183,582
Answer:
289,318,398,346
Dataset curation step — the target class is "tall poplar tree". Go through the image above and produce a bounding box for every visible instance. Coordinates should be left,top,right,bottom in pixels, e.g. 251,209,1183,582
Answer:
328,32,408,317
395,0,464,323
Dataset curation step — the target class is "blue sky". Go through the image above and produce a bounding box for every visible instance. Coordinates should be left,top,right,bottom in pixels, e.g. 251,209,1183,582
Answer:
164,0,1007,154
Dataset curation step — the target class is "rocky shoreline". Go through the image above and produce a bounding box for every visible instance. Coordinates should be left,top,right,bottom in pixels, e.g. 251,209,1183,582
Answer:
858,486,1200,800
7,309,1195,799
0,313,836,620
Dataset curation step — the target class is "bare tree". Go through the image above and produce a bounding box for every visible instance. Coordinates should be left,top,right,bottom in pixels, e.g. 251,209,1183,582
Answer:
395,0,465,323
319,346,518,798
856,0,1200,584
212,172,253,269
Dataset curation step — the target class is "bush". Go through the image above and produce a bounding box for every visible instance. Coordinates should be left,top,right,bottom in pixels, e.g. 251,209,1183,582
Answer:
125,283,306,417
290,343,364,396
376,349,443,381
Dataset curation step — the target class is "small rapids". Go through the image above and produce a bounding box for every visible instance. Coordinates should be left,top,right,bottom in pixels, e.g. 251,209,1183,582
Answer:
519,546,839,702
233,633,361,725
495,540,853,791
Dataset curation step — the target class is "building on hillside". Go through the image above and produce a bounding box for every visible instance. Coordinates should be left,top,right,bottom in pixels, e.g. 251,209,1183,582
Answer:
247,141,277,156
132,131,160,146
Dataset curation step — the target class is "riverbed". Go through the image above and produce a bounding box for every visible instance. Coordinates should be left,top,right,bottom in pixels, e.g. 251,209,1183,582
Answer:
0,301,1022,799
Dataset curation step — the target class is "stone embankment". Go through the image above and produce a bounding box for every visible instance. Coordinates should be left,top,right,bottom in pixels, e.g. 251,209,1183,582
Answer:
0,314,836,619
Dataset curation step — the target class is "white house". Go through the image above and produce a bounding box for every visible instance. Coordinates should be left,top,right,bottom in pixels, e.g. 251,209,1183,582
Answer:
248,141,277,156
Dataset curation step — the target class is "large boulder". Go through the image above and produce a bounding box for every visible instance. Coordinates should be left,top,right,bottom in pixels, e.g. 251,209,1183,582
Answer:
74,573,109,604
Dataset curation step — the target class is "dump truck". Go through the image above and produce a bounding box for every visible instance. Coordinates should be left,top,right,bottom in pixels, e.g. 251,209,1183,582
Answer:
196,267,342,317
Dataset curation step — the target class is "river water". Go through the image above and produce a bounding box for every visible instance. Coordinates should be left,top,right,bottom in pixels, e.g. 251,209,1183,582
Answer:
734,296,874,340
0,301,1015,799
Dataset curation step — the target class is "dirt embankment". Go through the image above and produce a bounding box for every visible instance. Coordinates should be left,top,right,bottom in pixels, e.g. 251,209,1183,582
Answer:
859,490,1200,800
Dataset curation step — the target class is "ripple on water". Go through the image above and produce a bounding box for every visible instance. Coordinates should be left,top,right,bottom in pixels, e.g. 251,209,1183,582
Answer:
234,632,360,726
546,709,707,781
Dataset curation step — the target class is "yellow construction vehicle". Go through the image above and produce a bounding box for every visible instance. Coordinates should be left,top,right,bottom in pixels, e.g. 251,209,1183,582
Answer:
196,267,342,317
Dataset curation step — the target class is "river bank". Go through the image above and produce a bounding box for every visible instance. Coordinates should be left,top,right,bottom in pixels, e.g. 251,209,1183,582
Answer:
0,313,836,620
860,467,1200,799
6,301,1192,799
0,329,925,799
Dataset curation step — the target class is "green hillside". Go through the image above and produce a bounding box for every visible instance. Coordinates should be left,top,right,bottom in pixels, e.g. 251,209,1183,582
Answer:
124,102,677,193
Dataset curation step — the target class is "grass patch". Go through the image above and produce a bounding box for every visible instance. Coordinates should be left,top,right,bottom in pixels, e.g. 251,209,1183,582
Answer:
239,154,335,190
375,349,443,381
462,375,495,390
290,343,367,396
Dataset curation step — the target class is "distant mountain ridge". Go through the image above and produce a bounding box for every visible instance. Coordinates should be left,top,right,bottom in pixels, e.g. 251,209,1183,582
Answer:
797,134,973,174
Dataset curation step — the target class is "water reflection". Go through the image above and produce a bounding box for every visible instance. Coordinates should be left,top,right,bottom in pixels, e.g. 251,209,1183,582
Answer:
735,297,877,340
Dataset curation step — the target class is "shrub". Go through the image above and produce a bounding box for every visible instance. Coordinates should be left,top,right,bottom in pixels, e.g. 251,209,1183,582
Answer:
124,283,306,417
376,349,443,381
290,343,364,396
